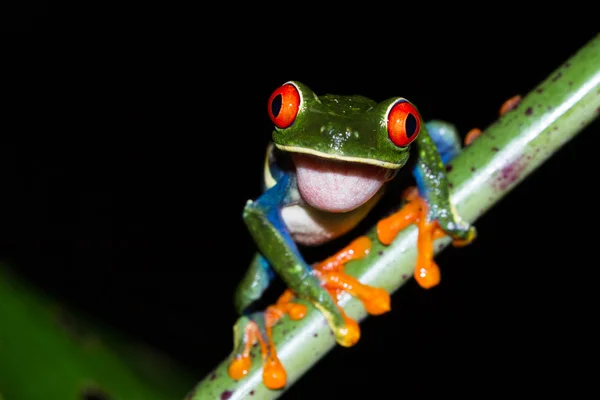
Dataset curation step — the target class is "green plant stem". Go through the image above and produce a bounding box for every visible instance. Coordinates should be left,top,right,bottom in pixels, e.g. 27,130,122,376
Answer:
0,266,195,400
186,34,600,400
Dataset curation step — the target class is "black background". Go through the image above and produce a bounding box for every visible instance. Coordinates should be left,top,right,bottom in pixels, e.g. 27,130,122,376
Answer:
2,24,599,399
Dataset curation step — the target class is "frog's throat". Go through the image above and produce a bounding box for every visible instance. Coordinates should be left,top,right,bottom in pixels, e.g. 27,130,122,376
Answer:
274,143,402,169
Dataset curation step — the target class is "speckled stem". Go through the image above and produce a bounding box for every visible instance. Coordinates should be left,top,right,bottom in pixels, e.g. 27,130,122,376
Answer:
187,34,600,400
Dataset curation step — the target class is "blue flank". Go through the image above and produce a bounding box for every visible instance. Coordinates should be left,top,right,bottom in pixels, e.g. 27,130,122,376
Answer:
413,120,462,197
250,173,309,289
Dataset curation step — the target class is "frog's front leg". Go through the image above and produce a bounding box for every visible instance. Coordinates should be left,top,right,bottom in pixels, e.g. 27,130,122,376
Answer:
243,173,356,343
378,121,476,289
229,173,388,389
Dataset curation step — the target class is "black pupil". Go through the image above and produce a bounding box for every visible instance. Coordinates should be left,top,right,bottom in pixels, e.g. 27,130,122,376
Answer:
405,113,417,138
271,94,282,117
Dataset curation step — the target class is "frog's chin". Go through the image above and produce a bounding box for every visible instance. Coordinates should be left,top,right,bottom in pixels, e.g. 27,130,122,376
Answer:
292,154,396,213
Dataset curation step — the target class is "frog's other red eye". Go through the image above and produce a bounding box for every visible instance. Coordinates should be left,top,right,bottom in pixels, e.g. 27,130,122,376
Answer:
387,99,421,147
268,83,301,129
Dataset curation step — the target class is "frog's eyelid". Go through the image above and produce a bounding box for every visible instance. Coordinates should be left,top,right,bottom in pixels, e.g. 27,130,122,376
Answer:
384,97,409,117
377,97,408,128
283,80,305,110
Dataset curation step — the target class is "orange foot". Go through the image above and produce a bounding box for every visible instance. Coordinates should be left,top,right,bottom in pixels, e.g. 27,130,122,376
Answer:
376,187,474,289
312,236,391,317
464,94,523,146
228,236,390,390
228,290,307,389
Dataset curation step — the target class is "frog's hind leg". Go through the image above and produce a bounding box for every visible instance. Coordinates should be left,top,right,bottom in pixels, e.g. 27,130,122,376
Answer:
233,253,275,315
228,295,307,389
229,252,296,390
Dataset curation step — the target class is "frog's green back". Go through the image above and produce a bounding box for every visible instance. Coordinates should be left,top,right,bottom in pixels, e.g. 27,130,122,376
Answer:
317,94,377,117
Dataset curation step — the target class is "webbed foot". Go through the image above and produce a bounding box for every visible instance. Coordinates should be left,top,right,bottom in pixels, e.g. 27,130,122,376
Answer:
285,236,390,349
312,236,391,318
377,187,475,289
228,294,307,390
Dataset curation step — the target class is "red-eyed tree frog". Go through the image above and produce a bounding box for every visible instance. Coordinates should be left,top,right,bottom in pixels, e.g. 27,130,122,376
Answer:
227,81,482,390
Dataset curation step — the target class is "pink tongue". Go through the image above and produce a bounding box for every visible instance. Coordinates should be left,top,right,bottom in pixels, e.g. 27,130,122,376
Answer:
293,154,389,213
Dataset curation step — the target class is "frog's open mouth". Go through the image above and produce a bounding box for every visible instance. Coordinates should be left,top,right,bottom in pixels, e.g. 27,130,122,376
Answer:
292,153,396,213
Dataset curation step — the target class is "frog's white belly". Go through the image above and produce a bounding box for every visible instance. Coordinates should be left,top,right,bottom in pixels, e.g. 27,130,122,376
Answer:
281,190,383,246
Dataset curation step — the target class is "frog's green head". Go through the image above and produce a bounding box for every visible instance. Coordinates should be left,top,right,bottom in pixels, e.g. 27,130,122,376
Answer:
267,81,423,212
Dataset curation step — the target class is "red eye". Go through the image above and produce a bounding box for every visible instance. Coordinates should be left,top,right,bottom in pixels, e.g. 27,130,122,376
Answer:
387,99,421,147
268,83,301,129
